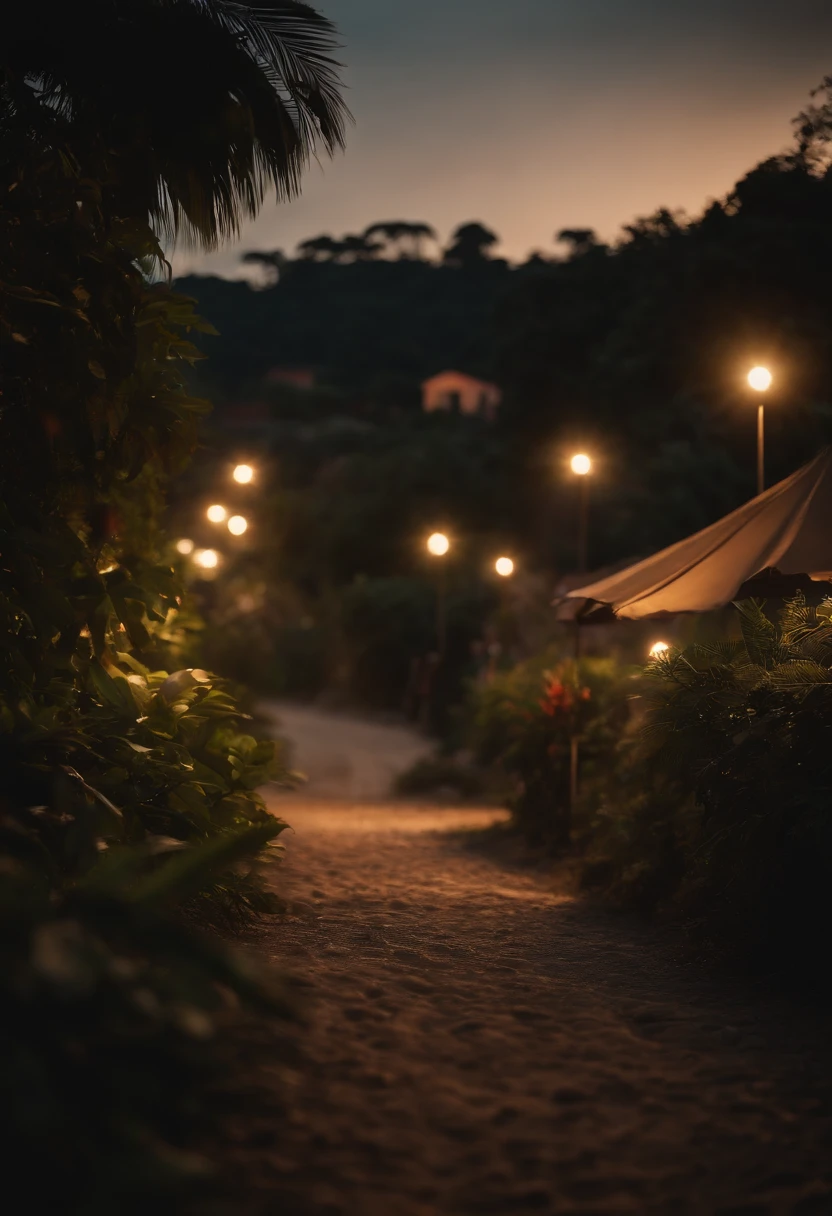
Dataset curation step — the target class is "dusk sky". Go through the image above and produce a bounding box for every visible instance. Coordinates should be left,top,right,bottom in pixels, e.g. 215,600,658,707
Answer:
173,0,832,279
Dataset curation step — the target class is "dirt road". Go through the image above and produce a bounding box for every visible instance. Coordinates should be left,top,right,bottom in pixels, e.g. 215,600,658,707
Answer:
262,701,434,800
226,708,832,1215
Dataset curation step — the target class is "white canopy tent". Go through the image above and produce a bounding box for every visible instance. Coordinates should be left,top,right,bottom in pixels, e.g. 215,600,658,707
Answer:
560,449,832,620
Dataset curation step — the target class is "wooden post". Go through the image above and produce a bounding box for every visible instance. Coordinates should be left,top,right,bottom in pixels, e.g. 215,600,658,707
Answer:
569,734,580,811
436,561,447,658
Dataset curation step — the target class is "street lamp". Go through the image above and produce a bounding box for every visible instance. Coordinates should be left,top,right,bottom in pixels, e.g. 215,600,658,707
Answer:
227,514,248,536
648,640,670,659
206,504,227,523
492,557,516,677
570,453,592,572
233,463,254,485
747,366,772,496
426,532,450,655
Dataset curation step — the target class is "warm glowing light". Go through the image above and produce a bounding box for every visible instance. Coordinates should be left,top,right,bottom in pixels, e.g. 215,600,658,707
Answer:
570,453,592,476
495,556,514,577
747,366,772,393
649,640,670,659
206,504,227,523
227,514,248,536
194,548,219,569
427,532,450,556
175,538,194,555
233,463,254,484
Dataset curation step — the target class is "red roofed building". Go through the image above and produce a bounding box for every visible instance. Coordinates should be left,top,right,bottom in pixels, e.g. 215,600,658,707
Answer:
421,370,501,421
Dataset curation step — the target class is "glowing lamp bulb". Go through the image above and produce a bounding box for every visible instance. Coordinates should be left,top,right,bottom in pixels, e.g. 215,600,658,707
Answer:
194,548,219,570
571,453,592,476
233,464,254,484
227,514,248,536
747,366,772,393
175,538,194,555
206,504,227,523
427,532,450,557
649,640,670,659
495,556,514,577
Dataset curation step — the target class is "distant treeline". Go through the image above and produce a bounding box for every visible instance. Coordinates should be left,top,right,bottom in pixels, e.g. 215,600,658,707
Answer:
174,220,626,402
175,81,832,716
179,147,832,534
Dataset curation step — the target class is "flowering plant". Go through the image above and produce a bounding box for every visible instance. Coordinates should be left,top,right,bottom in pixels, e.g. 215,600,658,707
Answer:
470,650,628,848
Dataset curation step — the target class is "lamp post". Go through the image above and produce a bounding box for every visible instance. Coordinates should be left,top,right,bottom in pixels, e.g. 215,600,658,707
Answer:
570,452,592,572
567,455,593,808
569,452,592,664
426,532,450,657
747,366,772,496
491,556,515,679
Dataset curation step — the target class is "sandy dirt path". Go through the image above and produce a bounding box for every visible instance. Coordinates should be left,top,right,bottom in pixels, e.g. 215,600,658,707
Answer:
261,701,434,800
223,708,832,1216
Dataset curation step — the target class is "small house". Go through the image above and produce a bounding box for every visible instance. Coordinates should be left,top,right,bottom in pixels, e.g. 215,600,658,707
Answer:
421,371,501,421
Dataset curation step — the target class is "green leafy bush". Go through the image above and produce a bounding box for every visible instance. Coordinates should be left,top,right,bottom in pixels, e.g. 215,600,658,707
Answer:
469,649,632,847
1,825,290,1214
0,54,302,1209
586,595,832,973
1,653,288,923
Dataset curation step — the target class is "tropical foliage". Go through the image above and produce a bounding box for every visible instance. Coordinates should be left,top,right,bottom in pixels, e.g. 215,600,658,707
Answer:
469,651,631,848
5,0,349,248
2,818,291,1214
461,595,832,979
579,595,832,974
0,0,346,1205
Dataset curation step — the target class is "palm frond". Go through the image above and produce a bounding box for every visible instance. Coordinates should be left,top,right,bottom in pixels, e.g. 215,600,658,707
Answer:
2,0,351,250
209,1,349,150
733,598,785,668
767,659,832,691
692,638,749,666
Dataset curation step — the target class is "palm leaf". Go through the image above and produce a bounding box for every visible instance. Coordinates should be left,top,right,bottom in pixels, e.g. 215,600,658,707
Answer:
692,638,749,666
767,659,832,691
2,0,350,250
733,598,783,668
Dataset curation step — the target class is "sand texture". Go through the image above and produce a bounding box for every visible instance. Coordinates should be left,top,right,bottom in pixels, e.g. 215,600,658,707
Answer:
211,708,832,1214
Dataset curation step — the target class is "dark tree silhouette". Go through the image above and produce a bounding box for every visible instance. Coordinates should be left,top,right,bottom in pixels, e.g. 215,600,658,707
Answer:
443,222,500,267
242,248,287,285
341,233,384,261
555,228,598,256
297,234,344,260
364,220,438,259
622,208,684,245
793,76,832,170
296,233,382,262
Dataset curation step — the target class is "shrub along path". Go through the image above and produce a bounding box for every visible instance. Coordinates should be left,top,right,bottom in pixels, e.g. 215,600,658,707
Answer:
220,716,832,1215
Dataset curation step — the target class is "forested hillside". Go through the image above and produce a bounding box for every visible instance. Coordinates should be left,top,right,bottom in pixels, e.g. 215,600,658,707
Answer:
173,105,832,712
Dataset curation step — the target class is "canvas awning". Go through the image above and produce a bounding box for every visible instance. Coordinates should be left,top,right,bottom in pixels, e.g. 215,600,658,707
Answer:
560,448,832,620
